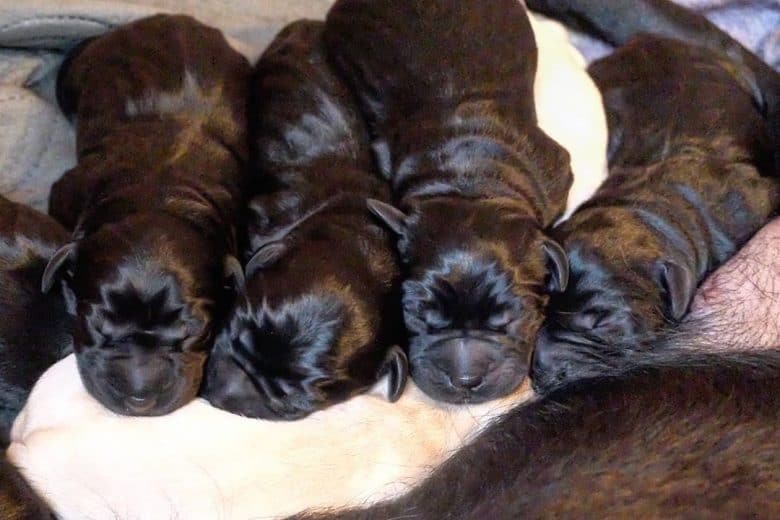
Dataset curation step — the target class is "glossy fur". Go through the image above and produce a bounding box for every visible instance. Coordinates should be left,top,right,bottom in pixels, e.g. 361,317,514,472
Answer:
201,21,406,420
0,197,71,446
324,0,573,404
45,15,251,416
531,36,780,392
526,0,780,173
295,348,780,519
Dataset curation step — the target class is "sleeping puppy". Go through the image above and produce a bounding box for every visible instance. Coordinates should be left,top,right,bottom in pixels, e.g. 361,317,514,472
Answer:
526,0,780,172
0,197,71,446
42,15,250,416
325,0,573,404
201,21,407,420
531,35,780,392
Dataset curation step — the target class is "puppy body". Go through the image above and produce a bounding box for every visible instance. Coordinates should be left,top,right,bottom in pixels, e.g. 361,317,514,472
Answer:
46,15,251,415
0,197,70,446
325,0,574,404
202,21,406,420
531,36,780,391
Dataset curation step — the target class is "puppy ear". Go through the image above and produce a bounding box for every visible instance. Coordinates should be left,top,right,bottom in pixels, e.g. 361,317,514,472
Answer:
542,239,569,293
223,255,245,293
367,199,407,237
659,260,695,321
379,345,408,402
245,242,287,279
42,243,77,293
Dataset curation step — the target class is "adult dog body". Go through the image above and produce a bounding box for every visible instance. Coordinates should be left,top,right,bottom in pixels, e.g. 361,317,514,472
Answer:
202,21,407,420
43,15,250,416
532,37,780,390
325,0,574,403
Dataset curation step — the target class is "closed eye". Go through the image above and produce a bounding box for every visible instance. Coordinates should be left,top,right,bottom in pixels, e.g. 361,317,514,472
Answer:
486,309,513,331
423,310,452,331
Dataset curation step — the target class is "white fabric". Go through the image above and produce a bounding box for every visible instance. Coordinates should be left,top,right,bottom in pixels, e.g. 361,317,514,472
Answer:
5,4,608,519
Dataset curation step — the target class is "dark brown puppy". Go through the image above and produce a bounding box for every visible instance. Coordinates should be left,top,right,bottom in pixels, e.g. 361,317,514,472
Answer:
531,36,780,392
0,197,71,446
43,15,250,416
293,348,780,519
324,0,573,404
201,21,407,420
526,0,780,172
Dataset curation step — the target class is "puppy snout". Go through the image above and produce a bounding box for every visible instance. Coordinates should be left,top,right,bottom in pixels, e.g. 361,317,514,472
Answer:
432,338,495,392
106,357,177,412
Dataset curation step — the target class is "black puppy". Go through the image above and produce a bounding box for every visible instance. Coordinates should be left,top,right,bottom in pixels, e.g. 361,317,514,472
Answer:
0,197,71,446
531,35,780,392
324,0,573,404
43,15,250,416
201,21,407,420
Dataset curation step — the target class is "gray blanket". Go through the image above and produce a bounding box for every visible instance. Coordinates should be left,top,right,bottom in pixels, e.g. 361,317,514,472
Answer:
0,0,777,212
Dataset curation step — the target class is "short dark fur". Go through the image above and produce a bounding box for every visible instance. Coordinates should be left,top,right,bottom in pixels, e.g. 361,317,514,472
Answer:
531,35,780,392
0,453,51,519
0,197,71,446
45,15,251,416
293,347,780,519
324,0,573,403
201,21,407,420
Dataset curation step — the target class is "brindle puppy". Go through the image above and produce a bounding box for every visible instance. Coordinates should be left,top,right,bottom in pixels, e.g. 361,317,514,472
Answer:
0,197,70,446
201,21,407,420
324,0,573,404
531,35,780,392
43,15,250,416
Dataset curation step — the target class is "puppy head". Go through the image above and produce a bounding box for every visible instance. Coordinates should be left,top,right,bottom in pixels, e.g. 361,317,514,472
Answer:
202,238,407,420
369,197,568,404
531,240,695,393
42,214,237,416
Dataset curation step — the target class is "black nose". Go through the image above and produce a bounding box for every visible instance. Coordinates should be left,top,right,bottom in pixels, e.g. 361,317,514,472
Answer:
430,338,497,392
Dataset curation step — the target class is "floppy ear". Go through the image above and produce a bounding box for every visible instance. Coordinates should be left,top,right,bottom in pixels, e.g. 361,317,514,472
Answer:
223,255,245,294
659,260,695,321
245,242,287,279
379,345,408,402
42,243,77,293
367,199,407,237
542,239,569,293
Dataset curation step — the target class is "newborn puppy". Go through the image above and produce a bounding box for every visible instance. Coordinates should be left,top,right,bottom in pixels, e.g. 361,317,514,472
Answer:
43,15,250,416
531,36,780,392
0,197,71,446
201,21,407,420
325,0,573,404
526,0,780,172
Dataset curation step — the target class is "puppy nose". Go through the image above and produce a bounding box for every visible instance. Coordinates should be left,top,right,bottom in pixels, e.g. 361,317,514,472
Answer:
124,394,158,414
